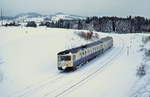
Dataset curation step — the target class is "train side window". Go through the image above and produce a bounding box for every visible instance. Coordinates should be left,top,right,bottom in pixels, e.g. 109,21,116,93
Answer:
80,53,82,57
83,52,84,56
80,52,84,57
73,55,76,61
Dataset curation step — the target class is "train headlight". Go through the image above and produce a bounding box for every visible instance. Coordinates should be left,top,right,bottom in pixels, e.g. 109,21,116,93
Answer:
62,65,67,69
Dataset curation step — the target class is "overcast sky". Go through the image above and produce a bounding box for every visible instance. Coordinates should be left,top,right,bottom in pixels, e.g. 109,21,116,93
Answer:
0,0,149,17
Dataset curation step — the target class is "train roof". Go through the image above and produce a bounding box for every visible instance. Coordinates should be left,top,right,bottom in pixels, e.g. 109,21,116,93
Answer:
57,36,112,55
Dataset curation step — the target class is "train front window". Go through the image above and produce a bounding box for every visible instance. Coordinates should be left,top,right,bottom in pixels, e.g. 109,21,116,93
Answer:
60,56,71,61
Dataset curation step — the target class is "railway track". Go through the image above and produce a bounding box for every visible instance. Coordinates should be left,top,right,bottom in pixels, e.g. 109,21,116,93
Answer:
8,36,125,97
43,37,125,97
7,73,65,97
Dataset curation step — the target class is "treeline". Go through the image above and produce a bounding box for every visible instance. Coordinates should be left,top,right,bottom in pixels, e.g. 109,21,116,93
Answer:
40,16,150,33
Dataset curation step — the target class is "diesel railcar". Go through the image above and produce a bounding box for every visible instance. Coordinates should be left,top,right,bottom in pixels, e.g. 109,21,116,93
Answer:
57,36,113,71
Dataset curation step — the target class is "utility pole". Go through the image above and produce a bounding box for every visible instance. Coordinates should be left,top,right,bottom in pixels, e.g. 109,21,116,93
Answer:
1,8,3,26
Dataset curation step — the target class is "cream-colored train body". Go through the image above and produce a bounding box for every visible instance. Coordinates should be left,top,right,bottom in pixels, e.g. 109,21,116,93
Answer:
57,37,113,71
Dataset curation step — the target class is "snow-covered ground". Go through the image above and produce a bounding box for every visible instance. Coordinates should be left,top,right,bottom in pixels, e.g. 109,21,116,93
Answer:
0,26,149,97
129,35,150,97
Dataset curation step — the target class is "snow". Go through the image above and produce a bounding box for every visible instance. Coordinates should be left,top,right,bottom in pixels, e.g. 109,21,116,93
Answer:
59,34,143,97
129,35,150,97
0,26,149,97
0,27,70,96
16,16,44,23
51,13,85,21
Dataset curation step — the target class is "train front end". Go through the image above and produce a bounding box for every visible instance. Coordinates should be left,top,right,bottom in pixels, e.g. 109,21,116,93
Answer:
57,54,73,70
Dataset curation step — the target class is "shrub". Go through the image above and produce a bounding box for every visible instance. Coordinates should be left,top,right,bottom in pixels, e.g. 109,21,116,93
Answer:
136,64,146,77
26,21,37,27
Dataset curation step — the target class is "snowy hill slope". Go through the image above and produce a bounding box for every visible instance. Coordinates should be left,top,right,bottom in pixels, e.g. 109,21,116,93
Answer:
0,27,149,97
14,12,85,23
129,35,150,97
15,12,43,18
51,12,85,21
0,27,94,97
15,12,47,23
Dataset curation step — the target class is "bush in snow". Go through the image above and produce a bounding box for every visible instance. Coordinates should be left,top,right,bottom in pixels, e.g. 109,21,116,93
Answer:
75,31,94,40
136,64,146,78
145,49,150,57
39,22,51,27
142,36,150,44
26,21,37,27
93,33,99,39
3,21,20,27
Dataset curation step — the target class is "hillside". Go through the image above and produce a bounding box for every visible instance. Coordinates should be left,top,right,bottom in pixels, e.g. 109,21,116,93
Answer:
0,26,149,97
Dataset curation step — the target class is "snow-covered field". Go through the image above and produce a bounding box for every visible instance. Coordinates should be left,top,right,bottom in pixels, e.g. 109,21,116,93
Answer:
0,26,149,97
